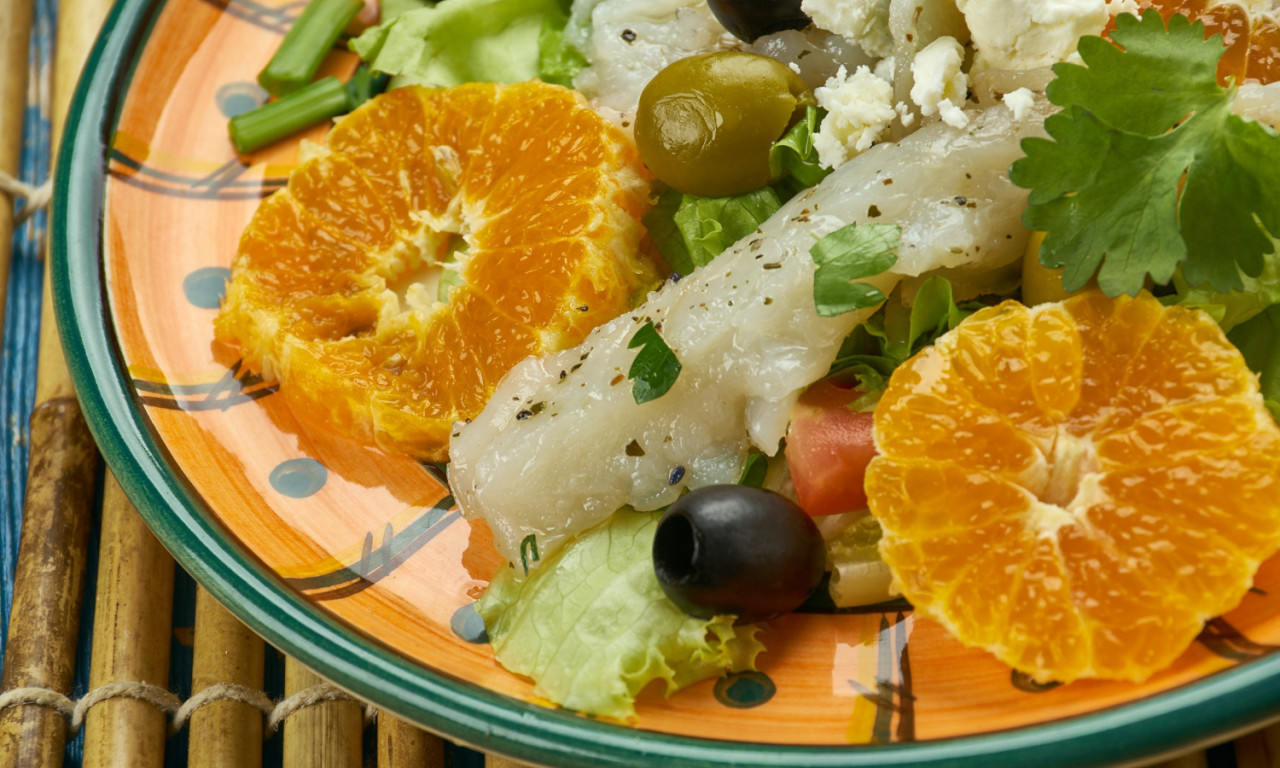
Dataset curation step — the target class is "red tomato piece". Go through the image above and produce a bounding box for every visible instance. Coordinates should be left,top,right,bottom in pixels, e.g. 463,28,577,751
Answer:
785,379,877,516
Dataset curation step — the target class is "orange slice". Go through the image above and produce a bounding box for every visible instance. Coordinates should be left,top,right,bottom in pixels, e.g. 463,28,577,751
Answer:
1137,0,1280,83
865,291,1280,683
215,82,659,461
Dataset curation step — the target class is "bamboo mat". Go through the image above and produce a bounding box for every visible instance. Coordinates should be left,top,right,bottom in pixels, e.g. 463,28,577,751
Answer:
0,1,1272,767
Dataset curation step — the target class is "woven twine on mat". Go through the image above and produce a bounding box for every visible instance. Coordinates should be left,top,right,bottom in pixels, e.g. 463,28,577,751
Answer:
0,681,377,737
0,170,52,224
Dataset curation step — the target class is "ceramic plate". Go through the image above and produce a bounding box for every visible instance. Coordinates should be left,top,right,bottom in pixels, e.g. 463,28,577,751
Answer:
53,0,1280,764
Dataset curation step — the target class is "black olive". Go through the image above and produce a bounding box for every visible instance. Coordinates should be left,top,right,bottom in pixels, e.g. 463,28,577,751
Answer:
653,485,825,623
706,0,811,43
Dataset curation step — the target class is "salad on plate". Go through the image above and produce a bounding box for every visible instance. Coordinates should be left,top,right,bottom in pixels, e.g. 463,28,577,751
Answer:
214,0,1280,723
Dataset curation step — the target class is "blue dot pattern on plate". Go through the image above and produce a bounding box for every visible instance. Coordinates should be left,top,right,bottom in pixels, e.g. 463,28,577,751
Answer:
215,81,267,118
182,267,230,309
269,458,328,499
450,604,489,644
714,671,776,708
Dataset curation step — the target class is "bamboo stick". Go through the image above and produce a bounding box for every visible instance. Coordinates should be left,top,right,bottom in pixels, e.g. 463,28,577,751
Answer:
0,0,114,765
0,0,35,325
485,756,536,768
377,712,443,768
81,475,175,768
1235,725,1280,768
281,661,361,768
1149,750,1209,768
0,403,96,768
188,586,265,768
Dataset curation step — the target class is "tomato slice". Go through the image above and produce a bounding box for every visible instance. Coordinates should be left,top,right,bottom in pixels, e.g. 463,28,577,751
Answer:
784,379,877,516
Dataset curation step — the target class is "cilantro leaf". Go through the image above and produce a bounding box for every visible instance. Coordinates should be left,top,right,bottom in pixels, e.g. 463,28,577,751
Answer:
1010,10,1280,297
627,321,681,403
1047,12,1223,135
810,222,899,317
644,187,782,276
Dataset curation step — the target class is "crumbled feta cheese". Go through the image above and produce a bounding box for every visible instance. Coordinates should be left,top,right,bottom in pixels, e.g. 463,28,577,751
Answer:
802,0,893,58
813,65,897,169
1002,87,1036,120
895,101,916,127
910,36,969,129
874,55,896,84
1107,0,1139,16
957,0,1109,71
937,100,970,128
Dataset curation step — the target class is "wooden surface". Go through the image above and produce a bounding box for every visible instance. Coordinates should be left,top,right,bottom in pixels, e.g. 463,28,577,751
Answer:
189,586,266,768
378,712,445,768
0,0,113,763
82,477,175,768
281,663,361,768
0,0,34,324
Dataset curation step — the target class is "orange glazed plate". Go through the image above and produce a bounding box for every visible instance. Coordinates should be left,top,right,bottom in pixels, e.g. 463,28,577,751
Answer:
53,0,1280,765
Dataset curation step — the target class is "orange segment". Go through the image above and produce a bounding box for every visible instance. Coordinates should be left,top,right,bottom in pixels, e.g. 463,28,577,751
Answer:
216,82,658,461
866,291,1280,683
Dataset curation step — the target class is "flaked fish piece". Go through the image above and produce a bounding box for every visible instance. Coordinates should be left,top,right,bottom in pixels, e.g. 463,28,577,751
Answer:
449,101,1050,567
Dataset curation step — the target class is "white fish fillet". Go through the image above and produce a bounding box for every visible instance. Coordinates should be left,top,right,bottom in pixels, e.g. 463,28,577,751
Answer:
448,101,1050,567
571,0,736,125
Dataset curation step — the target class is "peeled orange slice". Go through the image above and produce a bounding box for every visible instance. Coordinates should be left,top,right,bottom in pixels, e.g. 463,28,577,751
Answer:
865,291,1280,683
216,82,659,461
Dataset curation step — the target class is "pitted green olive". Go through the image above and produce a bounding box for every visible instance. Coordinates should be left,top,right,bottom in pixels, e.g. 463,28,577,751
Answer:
634,51,814,198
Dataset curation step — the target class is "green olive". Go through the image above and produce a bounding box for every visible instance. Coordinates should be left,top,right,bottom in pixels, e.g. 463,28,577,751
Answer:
635,51,814,198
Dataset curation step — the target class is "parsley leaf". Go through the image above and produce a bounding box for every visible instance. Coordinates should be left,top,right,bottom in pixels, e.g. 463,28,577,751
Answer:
810,222,899,317
1010,10,1280,297
627,321,681,403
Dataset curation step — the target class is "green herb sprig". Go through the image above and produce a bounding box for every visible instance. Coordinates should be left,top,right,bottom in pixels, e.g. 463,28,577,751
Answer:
1011,10,1280,297
627,321,682,403
809,222,899,317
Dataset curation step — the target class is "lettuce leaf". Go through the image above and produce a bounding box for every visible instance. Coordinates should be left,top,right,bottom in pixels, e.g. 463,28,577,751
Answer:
537,16,588,87
1172,245,1280,333
350,0,574,88
1227,304,1280,423
828,276,977,379
644,187,782,277
769,106,831,194
476,509,764,721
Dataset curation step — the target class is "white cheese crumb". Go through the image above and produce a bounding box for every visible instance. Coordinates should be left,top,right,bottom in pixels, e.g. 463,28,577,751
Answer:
801,0,893,58
874,55,896,84
910,36,969,129
937,100,970,128
1002,87,1036,120
894,101,916,127
1107,0,1139,16
812,65,897,169
957,0,1109,71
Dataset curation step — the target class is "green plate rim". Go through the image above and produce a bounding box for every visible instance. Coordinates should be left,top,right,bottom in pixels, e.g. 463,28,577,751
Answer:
51,0,1280,764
